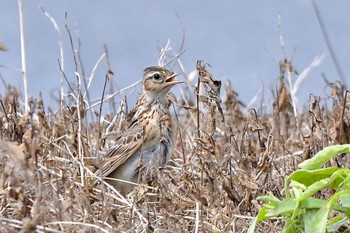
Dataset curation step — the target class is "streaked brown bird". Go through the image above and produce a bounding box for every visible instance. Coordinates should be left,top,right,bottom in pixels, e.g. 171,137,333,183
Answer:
97,66,181,194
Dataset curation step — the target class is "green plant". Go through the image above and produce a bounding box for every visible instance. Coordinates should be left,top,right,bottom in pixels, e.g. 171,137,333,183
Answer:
248,144,350,233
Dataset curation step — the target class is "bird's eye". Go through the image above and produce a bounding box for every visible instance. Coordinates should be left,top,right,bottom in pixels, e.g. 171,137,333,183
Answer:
153,73,160,80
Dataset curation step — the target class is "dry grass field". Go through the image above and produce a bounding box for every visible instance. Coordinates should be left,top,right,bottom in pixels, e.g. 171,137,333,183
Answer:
1,5,350,230
1,50,349,233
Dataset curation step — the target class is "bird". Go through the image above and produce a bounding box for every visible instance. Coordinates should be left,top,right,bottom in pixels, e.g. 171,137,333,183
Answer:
97,66,182,194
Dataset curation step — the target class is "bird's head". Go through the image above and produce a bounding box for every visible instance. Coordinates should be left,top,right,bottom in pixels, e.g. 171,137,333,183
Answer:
142,66,182,99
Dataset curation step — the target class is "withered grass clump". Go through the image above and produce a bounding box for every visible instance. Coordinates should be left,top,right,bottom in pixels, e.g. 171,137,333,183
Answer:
0,60,350,232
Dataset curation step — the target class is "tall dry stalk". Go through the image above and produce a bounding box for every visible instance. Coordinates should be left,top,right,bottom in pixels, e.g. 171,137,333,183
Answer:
17,0,29,114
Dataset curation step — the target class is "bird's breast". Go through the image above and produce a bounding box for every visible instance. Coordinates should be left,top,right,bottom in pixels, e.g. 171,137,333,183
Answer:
138,104,175,147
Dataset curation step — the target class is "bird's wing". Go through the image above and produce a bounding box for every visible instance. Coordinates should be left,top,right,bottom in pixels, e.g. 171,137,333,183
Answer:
97,123,156,177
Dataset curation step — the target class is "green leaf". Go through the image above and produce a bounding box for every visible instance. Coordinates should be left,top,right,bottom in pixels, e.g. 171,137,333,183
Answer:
300,197,350,216
309,200,332,232
287,168,340,187
309,190,350,233
289,180,307,190
289,180,305,199
298,144,350,170
257,195,281,205
282,219,299,233
295,178,330,202
340,194,350,208
327,216,349,232
247,206,269,233
265,198,296,217
328,169,350,188
300,197,326,209
304,209,319,233
342,173,350,189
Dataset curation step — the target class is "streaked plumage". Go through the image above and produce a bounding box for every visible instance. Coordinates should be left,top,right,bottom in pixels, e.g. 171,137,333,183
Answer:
97,66,181,194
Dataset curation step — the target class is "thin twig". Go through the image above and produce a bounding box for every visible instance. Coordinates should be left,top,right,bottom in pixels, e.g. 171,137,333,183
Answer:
46,221,110,233
40,6,65,108
89,79,141,109
64,13,78,73
75,26,95,123
0,64,22,73
172,102,186,163
293,53,326,95
58,59,75,95
75,27,88,94
338,90,349,142
287,69,298,117
311,0,348,87
104,44,117,113
84,53,106,99
194,201,200,233
0,217,63,233
0,99,9,123
17,0,29,114
196,62,201,138
75,72,85,187
97,71,110,150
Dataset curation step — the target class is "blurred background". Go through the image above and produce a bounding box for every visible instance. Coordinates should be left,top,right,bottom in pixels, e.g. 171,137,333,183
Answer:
0,0,349,111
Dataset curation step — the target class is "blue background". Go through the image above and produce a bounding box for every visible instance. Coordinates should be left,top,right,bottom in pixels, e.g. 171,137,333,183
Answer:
1,1,349,110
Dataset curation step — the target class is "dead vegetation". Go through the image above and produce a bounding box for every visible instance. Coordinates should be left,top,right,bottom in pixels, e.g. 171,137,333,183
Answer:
1,52,350,233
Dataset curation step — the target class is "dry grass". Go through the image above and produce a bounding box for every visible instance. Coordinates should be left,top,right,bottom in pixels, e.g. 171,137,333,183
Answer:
1,52,350,233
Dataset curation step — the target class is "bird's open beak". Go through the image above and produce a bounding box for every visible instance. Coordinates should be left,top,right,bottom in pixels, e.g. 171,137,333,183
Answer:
164,73,183,87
